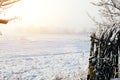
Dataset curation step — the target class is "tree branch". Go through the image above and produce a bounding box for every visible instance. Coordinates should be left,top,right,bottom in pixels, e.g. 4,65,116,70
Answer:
1,0,20,6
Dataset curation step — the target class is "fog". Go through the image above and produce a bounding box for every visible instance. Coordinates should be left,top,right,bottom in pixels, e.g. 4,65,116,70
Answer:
0,0,99,35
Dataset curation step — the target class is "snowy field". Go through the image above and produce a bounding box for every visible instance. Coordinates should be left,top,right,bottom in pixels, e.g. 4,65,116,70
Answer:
0,34,90,80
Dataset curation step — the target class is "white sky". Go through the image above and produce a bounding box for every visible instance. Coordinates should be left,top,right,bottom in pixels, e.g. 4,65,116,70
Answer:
0,0,99,35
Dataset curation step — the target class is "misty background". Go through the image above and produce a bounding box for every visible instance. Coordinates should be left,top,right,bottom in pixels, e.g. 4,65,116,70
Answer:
0,0,99,35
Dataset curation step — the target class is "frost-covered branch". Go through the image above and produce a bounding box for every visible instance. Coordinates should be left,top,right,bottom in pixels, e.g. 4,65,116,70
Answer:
90,0,120,34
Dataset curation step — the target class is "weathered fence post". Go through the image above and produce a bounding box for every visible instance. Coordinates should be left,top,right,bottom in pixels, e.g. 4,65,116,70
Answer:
87,33,96,80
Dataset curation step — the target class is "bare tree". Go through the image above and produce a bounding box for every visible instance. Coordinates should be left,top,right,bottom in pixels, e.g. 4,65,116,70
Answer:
0,0,20,24
89,0,120,34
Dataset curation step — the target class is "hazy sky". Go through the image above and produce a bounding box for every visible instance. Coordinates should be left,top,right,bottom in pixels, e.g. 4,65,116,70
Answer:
0,0,99,35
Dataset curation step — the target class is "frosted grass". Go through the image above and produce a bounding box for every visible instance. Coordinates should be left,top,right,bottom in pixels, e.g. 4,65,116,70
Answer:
0,34,90,80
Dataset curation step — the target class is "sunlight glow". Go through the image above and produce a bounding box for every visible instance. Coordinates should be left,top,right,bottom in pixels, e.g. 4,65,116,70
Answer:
7,0,41,24
0,0,95,35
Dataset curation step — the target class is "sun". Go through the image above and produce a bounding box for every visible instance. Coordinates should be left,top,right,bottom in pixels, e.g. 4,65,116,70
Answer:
0,0,43,35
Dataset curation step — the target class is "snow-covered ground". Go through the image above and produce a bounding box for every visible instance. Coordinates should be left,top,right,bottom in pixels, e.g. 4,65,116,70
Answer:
0,34,90,80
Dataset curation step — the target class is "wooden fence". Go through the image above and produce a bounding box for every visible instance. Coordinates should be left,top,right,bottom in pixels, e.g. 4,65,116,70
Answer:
87,26,120,80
